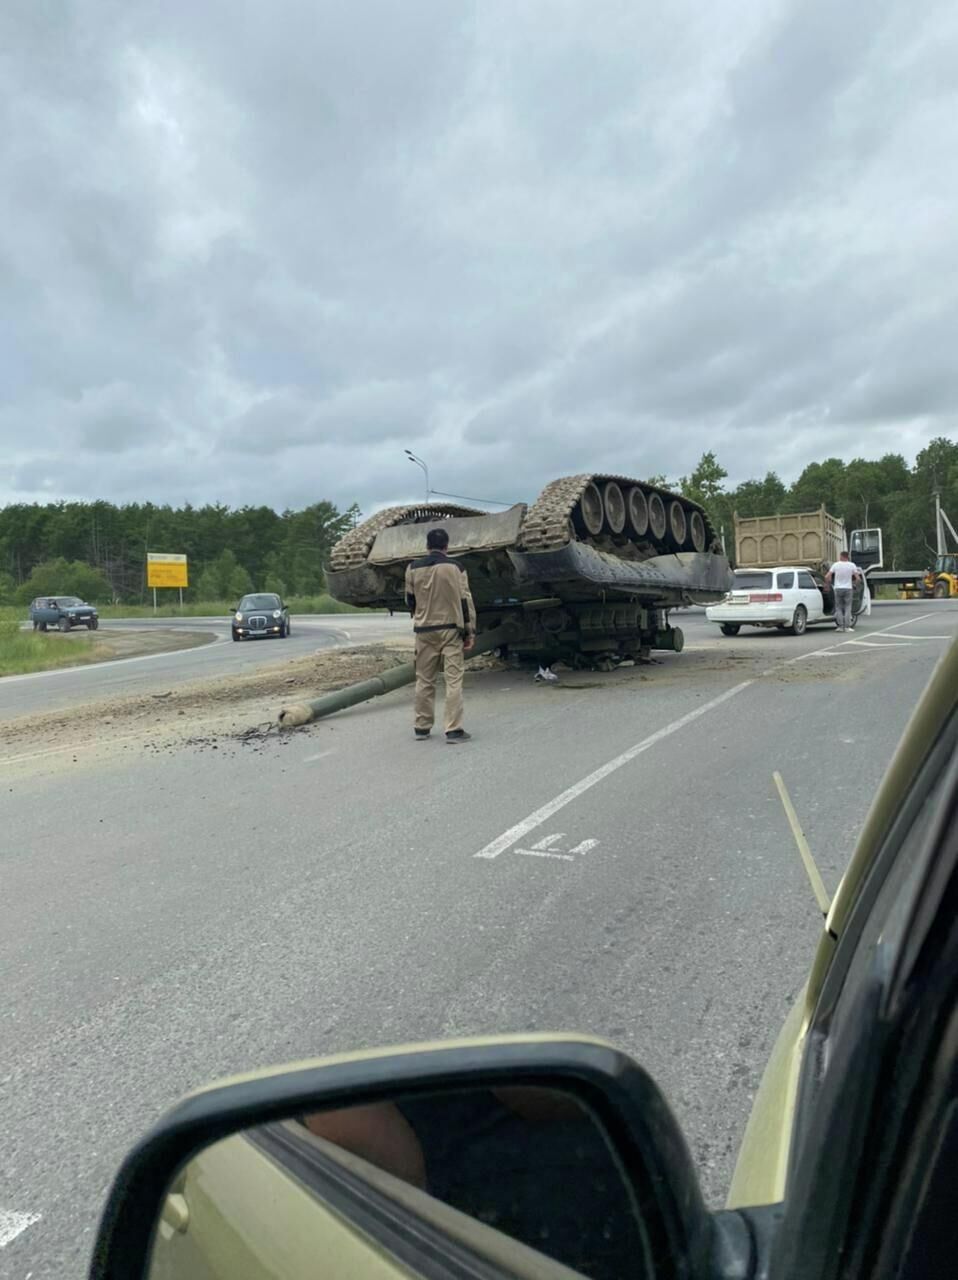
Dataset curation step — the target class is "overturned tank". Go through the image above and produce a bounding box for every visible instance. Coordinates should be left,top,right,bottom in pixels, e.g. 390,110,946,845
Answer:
327,474,733,670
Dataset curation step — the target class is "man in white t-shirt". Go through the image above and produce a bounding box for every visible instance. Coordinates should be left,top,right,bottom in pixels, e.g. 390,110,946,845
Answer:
825,551,863,632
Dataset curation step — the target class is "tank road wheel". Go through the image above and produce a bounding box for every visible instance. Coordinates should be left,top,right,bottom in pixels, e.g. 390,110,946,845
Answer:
648,491,667,543
603,482,626,535
689,510,707,553
668,500,688,548
626,486,649,538
572,482,605,538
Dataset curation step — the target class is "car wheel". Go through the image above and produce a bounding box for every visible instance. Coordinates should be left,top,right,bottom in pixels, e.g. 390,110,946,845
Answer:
59,617,71,632
934,581,949,598
788,605,807,636
232,630,240,642
720,624,740,636
32,621,39,631
285,619,291,637
39,622,48,632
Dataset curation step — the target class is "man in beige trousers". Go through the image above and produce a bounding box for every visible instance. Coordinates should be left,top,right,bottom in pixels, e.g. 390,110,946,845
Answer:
404,528,476,743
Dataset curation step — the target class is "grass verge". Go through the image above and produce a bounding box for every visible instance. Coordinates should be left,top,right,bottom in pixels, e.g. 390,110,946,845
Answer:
0,621,96,677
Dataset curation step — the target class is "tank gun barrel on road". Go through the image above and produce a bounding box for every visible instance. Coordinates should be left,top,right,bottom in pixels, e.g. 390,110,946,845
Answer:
277,622,526,728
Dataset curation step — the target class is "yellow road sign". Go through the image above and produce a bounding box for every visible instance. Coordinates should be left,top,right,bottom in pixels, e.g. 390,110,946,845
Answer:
147,553,189,589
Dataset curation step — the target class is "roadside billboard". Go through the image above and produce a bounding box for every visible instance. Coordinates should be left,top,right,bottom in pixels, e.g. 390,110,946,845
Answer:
147,553,189,589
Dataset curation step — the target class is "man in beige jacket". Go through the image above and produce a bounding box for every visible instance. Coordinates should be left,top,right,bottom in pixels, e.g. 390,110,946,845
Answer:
404,528,476,742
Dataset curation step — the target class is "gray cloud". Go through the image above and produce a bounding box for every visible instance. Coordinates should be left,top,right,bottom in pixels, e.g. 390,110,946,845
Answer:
1,0,956,519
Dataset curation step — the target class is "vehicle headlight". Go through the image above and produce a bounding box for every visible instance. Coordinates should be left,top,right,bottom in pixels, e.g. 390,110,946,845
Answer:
272,610,281,618
235,612,243,621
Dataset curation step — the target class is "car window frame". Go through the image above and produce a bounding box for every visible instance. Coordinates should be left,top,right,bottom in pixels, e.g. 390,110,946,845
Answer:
775,571,795,591
772,700,958,1280
246,1120,601,1280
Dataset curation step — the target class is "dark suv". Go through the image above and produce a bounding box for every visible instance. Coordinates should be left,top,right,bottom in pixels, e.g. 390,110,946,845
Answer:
30,596,99,632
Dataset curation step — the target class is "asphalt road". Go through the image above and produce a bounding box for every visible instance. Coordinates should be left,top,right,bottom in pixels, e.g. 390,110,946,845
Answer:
2,602,956,1277
0,613,408,721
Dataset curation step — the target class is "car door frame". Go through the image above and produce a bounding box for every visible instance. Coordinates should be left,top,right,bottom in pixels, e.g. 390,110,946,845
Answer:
796,568,825,622
770,667,958,1279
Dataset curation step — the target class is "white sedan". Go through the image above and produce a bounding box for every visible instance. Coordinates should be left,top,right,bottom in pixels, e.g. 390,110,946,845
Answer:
706,566,841,636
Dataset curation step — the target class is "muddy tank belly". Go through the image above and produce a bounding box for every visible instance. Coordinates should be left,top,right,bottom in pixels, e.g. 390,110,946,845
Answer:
327,545,731,615
508,542,733,607
326,550,523,613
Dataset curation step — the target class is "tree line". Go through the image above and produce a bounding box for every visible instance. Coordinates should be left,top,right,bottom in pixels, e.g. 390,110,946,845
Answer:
1,436,955,603
0,500,360,605
674,436,958,568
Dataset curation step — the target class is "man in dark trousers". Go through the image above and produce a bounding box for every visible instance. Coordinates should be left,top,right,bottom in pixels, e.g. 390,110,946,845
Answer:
404,528,476,742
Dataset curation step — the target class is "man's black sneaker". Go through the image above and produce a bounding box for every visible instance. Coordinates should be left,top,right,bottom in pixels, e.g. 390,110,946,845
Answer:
445,730,472,743
414,729,431,740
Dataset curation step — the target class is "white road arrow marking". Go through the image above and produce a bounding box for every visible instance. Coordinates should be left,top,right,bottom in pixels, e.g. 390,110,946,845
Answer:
514,835,599,862
0,1209,41,1249
530,833,565,851
569,839,598,855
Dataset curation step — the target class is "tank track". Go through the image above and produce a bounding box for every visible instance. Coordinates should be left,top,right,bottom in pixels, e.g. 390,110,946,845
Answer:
518,473,714,554
329,502,484,571
329,476,715,570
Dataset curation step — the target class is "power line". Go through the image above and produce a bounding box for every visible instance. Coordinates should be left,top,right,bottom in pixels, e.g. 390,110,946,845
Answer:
428,489,519,508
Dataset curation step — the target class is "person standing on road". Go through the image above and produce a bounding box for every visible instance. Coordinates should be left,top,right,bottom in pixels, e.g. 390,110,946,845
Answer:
826,550,863,632
405,528,476,743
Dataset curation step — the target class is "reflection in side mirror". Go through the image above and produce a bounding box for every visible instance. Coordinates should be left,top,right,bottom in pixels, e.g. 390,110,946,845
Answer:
150,1088,648,1280
92,1037,714,1280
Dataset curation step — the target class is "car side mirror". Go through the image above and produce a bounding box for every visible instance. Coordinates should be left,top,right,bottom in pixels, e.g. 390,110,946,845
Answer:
89,1036,728,1280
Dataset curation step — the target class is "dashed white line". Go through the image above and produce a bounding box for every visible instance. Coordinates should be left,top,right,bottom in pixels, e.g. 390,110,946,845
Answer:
0,1209,41,1249
474,680,753,859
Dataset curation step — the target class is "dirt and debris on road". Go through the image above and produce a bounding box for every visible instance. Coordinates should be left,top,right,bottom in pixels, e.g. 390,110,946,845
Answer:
0,642,415,768
1,631,865,776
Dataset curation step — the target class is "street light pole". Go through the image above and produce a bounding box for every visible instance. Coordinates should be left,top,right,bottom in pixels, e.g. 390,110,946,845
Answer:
404,450,430,502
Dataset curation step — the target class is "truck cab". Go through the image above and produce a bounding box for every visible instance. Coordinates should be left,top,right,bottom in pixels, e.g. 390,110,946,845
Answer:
848,527,883,572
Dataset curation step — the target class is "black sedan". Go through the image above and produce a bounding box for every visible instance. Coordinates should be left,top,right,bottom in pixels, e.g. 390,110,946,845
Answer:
231,593,291,641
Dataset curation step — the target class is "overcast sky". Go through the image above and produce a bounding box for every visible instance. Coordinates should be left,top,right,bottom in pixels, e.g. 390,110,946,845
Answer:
2,1,956,516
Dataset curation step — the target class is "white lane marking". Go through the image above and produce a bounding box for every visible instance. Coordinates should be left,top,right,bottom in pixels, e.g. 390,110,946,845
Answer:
0,1208,41,1248
304,750,336,763
530,833,565,851
846,640,914,649
788,612,943,663
569,839,599,855
0,636,229,684
516,848,574,861
474,681,752,859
